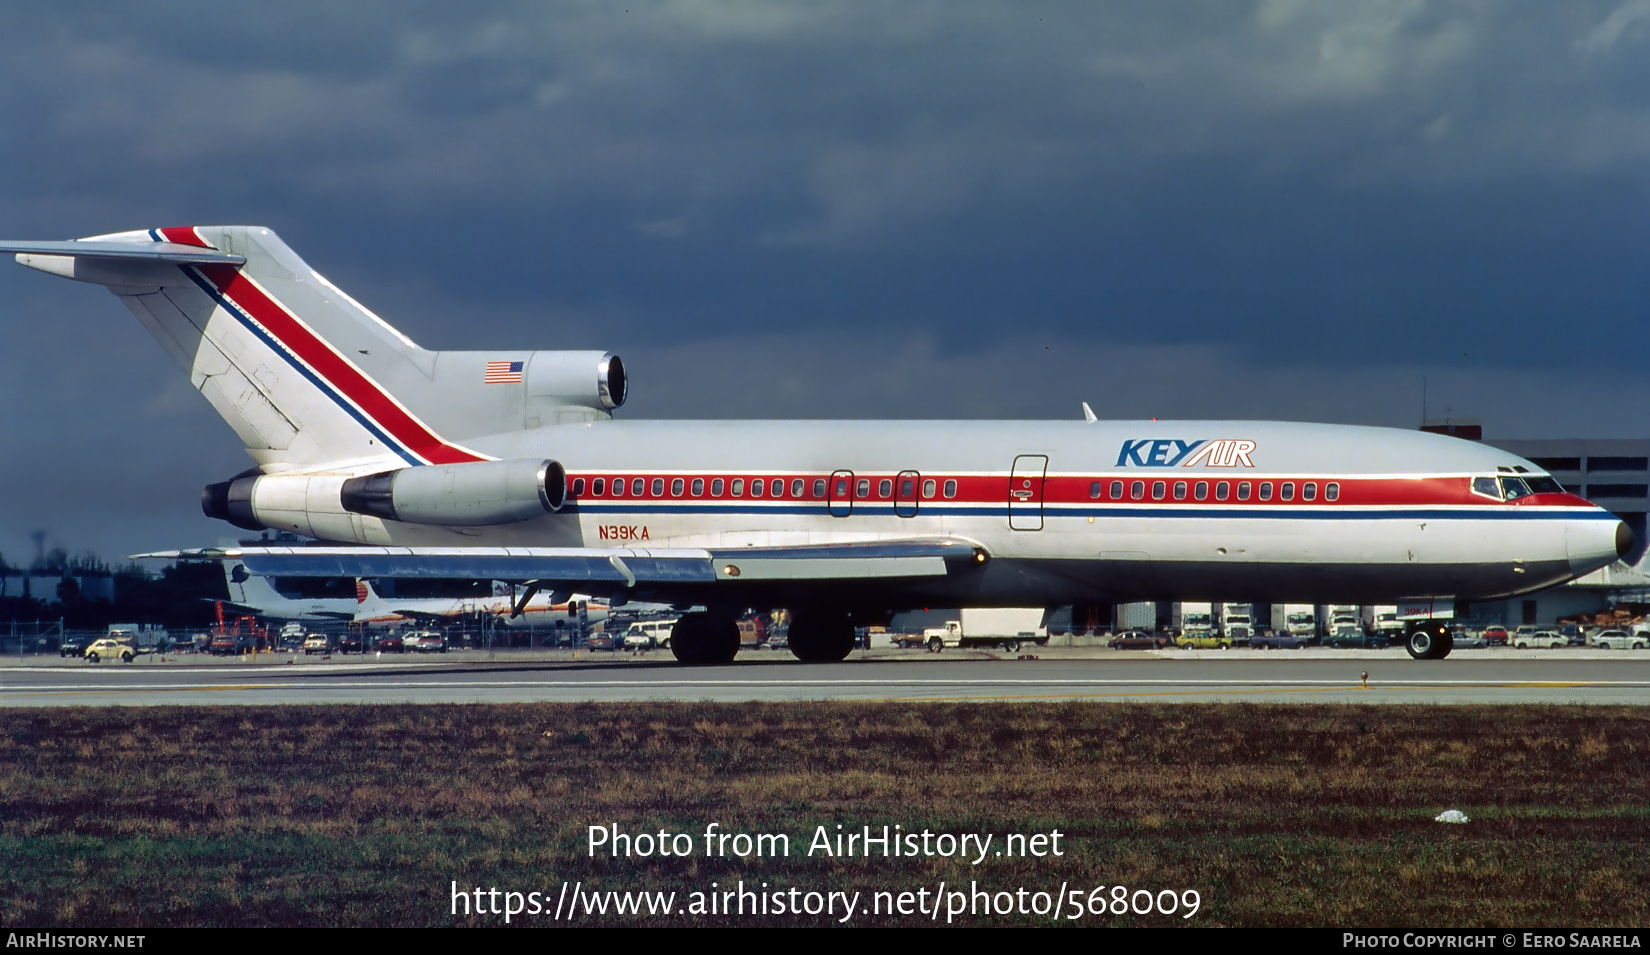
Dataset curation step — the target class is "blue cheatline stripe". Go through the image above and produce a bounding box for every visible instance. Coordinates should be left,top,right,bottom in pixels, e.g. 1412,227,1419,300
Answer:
179,266,423,467
566,500,1618,522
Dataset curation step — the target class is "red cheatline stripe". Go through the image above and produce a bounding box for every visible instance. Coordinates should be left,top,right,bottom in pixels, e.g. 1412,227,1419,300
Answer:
194,263,484,465
158,226,208,247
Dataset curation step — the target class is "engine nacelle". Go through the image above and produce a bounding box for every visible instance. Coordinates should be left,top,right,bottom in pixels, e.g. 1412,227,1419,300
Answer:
204,459,566,536
523,350,627,412
339,458,566,526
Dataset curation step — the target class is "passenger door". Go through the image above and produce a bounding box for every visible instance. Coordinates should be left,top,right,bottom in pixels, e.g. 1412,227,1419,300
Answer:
829,469,854,518
1009,455,1048,530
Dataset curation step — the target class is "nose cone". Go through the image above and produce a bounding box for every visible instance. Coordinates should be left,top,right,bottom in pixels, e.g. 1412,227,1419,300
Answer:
1568,518,1632,578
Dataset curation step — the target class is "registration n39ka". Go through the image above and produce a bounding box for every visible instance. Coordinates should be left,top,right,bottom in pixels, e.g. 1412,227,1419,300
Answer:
4,226,1630,662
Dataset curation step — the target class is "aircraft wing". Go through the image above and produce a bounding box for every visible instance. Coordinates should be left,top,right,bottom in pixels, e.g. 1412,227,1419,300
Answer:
381,608,482,622
218,539,984,591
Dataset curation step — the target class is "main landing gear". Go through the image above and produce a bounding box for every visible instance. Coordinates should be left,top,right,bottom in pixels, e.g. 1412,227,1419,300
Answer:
669,611,740,665
786,609,855,662
1404,620,1454,660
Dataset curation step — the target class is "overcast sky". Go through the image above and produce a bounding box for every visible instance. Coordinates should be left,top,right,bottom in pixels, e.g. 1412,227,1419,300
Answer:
3,1,1650,564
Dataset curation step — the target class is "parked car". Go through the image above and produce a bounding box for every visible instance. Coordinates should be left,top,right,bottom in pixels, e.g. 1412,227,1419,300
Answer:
402,631,446,653
1513,630,1567,649
336,634,364,654
83,638,134,663
373,634,405,653
1248,631,1311,649
1110,630,1170,650
1174,630,1231,649
1590,630,1648,650
1480,626,1510,647
1450,631,1489,649
58,636,94,658
587,632,617,651
1322,632,1392,649
302,633,331,655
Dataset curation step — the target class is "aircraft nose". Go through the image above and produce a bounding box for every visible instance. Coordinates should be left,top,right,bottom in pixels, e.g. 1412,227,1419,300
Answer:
1568,517,1631,577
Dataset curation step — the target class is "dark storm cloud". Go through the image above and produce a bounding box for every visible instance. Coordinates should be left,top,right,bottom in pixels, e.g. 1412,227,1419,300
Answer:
3,1,1650,560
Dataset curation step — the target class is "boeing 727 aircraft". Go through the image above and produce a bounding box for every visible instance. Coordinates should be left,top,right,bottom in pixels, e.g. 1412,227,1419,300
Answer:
3,226,1631,663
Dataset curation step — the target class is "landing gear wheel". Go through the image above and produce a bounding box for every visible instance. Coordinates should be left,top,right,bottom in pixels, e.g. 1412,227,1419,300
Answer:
669,612,739,664
1404,621,1454,660
789,611,856,662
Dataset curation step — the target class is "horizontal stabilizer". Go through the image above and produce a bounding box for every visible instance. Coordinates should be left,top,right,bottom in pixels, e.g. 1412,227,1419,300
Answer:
2,239,245,265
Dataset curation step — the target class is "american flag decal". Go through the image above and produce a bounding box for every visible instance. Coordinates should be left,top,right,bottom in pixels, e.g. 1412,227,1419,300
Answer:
484,360,524,384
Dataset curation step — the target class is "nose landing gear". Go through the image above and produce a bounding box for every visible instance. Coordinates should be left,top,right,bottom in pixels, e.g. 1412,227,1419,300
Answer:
1404,620,1454,660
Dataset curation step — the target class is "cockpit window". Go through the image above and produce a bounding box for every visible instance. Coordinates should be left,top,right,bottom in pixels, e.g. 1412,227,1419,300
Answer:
1472,477,1502,499
1524,475,1563,494
1500,477,1532,500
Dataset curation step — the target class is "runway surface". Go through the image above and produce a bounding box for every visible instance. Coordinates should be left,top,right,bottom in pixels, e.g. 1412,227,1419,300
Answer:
5,649,1650,705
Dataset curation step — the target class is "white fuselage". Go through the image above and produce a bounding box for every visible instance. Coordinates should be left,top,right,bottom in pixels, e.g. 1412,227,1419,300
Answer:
254,418,1624,609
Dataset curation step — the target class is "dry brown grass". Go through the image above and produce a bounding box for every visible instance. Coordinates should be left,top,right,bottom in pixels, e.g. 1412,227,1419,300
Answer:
2,703,1647,926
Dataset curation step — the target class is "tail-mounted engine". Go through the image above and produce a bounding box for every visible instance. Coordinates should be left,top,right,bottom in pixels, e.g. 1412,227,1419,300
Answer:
203,458,566,538
339,459,566,525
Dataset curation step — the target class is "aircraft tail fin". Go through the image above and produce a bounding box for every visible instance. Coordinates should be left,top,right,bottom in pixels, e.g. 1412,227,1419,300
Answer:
7,226,494,471
8,225,631,478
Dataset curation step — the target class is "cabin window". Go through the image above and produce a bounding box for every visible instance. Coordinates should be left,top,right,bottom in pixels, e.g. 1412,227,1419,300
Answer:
1472,477,1502,499
692,478,705,496
573,478,585,496
900,477,915,497
1325,482,1340,501
1258,482,1272,501
1194,481,1208,500
1173,481,1187,500
1152,481,1166,500
750,479,763,497
1110,480,1124,499
878,479,892,498
1090,481,1102,499
710,478,723,496
812,479,826,498
611,478,623,497
795,479,808,498
923,479,936,498
1302,482,1316,501
1131,481,1145,500
1237,481,1251,501
855,478,870,498
592,478,605,496
1216,481,1229,501
632,478,644,496
731,479,744,497
1280,482,1294,501
651,478,664,496
944,479,958,498
671,478,684,496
